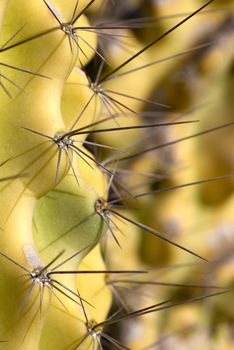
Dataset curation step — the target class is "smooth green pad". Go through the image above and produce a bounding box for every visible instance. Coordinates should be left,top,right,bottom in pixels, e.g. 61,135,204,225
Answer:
33,169,106,262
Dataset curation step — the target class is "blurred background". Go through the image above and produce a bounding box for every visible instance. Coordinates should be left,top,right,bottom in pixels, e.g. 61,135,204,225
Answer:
85,1,234,349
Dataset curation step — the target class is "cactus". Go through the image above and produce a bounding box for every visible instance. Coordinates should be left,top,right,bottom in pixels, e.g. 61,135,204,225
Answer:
0,1,233,349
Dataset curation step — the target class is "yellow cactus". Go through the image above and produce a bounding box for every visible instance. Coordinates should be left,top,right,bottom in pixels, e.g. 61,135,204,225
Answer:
0,1,233,349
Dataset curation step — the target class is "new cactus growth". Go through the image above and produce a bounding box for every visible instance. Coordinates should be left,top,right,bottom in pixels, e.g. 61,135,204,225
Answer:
0,1,233,349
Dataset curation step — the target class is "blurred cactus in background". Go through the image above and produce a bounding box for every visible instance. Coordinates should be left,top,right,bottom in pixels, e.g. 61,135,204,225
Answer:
0,0,233,349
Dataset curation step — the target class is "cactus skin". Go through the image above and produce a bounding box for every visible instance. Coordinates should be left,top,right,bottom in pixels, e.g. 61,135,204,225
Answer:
0,1,107,349
0,1,233,349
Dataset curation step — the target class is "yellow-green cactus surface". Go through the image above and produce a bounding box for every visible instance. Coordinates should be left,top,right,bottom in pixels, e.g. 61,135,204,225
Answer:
0,1,233,349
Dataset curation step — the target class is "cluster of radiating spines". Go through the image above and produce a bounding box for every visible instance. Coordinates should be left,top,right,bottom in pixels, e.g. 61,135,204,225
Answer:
0,0,233,349
0,1,107,349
